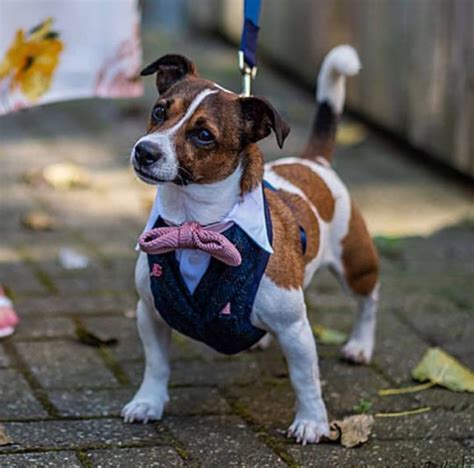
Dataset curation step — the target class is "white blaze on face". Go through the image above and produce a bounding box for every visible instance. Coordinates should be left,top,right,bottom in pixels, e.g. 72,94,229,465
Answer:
131,88,218,181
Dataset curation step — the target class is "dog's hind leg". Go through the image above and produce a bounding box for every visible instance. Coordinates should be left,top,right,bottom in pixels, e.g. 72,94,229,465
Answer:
332,202,380,364
122,298,171,423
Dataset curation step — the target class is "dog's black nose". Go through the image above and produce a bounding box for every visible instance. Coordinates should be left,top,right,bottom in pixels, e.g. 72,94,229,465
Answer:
135,141,163,167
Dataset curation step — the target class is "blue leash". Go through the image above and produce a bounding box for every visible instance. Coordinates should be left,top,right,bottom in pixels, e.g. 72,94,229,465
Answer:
239,0,262,96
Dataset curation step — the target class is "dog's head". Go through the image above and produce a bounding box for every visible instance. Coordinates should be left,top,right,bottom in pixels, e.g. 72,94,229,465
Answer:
131,54,290,191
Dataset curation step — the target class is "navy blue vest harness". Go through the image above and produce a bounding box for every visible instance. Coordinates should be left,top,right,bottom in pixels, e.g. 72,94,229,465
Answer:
146,190,273,355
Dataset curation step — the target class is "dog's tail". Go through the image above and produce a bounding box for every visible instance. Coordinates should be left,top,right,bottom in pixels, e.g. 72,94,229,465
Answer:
301,45,360,163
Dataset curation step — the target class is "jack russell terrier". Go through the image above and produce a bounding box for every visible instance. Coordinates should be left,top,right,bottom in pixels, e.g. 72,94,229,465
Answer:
122,45,379,445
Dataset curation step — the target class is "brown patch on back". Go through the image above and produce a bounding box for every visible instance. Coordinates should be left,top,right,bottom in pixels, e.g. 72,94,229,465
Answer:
342,202,379,296
272,163,335,222
264,189,305,289
275,189,320,264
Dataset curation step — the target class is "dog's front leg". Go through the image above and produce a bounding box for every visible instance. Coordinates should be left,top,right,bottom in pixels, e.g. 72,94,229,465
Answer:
278,315,329,444
122,298,171,423
253,280,329,445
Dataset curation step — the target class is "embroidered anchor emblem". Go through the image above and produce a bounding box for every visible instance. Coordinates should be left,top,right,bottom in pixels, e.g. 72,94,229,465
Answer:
150,263,163,278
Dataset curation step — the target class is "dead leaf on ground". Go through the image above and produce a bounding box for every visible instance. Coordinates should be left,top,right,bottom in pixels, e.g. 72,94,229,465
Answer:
75,325,118,348
23,163,91,190
22,211,57,231
336,122,368,146
312,323,347,345
327,414,374,448
412,347,474,393
0,425,12,446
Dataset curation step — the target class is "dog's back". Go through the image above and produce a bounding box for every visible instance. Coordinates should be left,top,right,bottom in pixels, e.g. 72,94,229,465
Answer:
262,46,379,304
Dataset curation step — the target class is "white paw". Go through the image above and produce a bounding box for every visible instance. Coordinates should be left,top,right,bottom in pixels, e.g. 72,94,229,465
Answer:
121,397,167,424
341,338,373,364
287,417,330,445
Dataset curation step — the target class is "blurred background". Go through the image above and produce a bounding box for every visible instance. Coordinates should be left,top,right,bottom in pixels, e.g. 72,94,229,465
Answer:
0,1,473,465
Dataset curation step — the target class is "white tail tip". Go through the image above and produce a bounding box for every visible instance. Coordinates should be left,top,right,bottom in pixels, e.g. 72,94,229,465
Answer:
317,45,361,114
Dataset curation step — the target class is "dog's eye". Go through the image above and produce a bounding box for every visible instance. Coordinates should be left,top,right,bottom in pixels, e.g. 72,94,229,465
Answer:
152,105,166,123
191,129,215,148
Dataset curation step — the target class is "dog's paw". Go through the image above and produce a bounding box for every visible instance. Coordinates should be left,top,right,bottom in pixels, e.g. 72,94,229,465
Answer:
287,417,329,445
121,398,166,424
341,338,373,364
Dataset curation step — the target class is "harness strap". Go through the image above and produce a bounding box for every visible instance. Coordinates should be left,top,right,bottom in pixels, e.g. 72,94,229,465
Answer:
263,180,307,255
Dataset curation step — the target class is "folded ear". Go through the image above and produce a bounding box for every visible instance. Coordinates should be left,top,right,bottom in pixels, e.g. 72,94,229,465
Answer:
141,54,197,94
240,96,291,149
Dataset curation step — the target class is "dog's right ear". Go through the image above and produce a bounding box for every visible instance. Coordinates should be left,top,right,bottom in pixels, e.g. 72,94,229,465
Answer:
140,54,197,94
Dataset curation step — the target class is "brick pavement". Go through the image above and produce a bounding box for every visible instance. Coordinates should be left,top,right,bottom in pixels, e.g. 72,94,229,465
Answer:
0,30,473,467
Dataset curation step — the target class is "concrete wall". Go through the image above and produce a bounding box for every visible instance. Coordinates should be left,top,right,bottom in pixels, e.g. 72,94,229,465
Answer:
187,0,474,178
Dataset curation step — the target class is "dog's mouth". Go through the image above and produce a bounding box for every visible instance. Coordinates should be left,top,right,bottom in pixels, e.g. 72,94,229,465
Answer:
133,166,167,185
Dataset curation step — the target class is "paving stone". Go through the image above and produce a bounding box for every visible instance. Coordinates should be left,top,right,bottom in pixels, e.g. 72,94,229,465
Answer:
48,388,134,418
48,386,230,419
0,344,10,367
1,418,167,452
0,451,81,467
86,447,185,467
168,387,231,416
14,294,136,316
395,294,474,357
13,316,75,340
372,309,429,385
165,415,286,467
288,439,471,467
81,315,143,362
0,369,48,419
0,261,46,296
15,340,119,388
411,386,474,412
124,355,261,388
372,408,474,441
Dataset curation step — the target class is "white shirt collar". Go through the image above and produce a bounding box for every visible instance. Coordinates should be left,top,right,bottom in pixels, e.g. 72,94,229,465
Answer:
143,183,273,254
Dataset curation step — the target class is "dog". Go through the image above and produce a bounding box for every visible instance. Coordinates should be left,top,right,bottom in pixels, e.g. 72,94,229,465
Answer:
122,45,379,445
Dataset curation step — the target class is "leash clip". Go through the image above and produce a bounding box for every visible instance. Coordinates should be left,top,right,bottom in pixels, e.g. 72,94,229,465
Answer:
239,51,257,97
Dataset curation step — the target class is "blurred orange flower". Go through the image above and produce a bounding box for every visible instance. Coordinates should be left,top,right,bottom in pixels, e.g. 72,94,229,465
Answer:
0,18,64,100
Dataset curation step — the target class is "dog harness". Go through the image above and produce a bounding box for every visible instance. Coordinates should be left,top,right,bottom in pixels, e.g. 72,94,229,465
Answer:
140,184,273,355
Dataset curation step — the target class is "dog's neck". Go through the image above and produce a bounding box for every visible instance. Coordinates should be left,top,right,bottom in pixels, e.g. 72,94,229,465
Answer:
157,145,264,226
158,165,244,226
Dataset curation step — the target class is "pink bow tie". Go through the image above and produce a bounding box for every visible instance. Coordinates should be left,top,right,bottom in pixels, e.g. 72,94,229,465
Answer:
138,222,242,267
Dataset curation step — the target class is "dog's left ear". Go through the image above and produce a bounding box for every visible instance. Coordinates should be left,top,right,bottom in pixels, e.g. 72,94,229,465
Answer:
240,96,290,149
141,54,197,94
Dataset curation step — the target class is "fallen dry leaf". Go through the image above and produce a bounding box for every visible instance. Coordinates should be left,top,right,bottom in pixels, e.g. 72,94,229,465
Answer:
0,424,12,446
24,163,91,190
336,122,368,146
22,211,57,231
312,323,347,345
75,324,118,348
327,414,374,448
412,347,474,393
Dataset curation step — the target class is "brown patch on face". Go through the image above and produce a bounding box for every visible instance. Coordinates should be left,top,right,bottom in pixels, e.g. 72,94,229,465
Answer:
172,88,245,184
240,144,264,194
264,189,305,289
342,201,379,296
271,163,335,222
275,189,320,264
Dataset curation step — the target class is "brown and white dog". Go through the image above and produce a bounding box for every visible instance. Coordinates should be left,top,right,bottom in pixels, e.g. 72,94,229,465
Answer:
123,45,379,445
